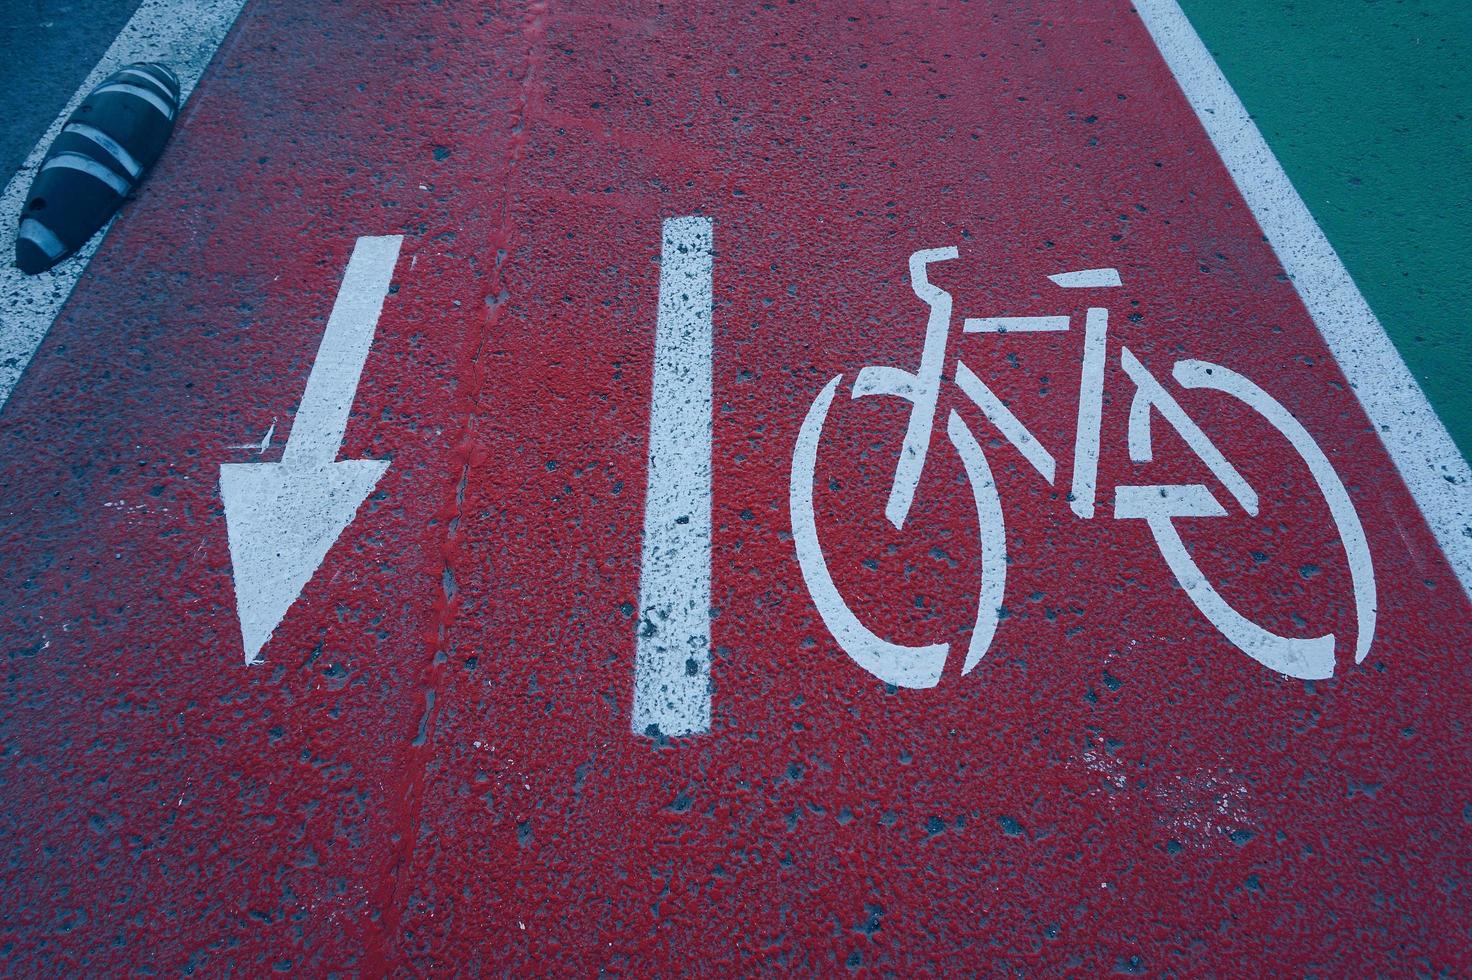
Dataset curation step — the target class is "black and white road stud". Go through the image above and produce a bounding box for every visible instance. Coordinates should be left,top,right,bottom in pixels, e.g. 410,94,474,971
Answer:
15,62,181,275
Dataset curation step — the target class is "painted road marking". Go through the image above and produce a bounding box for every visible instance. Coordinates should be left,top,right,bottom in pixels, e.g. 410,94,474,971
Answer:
1116,357,1377,676
631,216,714,738
2,2,1470,970
962,315,1069,333
954,360,1057,485
792,247,1008,688
1068,307,1110,519
0,0,249,413
862,246,959,532
220,235,401,665
791,251,1378,686
1048,267,1123,289
1137,0,1472,599
793,374,1006,689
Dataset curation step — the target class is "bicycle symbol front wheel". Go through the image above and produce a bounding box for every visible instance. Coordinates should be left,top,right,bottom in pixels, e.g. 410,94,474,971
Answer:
1114,357,1377,679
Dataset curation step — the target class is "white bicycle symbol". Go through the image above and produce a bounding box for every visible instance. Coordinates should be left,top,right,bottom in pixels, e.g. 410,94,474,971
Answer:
790,247,1376,688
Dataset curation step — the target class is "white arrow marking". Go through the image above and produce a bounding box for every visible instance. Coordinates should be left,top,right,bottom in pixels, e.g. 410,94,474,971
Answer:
220,235,402,665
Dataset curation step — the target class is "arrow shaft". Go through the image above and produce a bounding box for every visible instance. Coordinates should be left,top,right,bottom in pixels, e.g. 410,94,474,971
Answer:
282,235,402,465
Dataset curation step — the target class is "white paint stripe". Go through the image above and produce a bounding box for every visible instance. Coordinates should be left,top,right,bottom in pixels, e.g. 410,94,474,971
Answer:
0,0,250,414
963,315,1070,333
42,152,132,196
633,216,714,738
1069,307,1108,518
1136,0,1472,599
1049,268,1122,289
282,235,402,466
63,122,144,178
948,410,1008,677
954,360,1056,485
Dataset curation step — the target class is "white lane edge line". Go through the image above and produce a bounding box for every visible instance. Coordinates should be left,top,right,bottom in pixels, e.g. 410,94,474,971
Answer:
1135,0,1472,601
0,0,251,414
632,215,715,739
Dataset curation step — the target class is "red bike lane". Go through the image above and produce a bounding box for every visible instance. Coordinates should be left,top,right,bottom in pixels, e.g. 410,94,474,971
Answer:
0,0,529,970
2,0,1470,973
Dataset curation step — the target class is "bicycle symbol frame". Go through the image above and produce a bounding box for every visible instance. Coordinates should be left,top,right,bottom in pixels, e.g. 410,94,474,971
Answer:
790,247,1376,688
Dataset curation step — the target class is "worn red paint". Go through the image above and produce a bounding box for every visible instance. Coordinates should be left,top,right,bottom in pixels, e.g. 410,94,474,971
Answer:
1,0,1468,973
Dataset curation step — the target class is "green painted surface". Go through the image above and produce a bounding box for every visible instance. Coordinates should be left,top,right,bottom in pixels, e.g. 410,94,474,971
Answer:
1178,0,1472,460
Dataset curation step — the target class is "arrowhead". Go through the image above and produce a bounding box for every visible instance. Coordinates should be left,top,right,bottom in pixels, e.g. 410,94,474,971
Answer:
219,458,389,664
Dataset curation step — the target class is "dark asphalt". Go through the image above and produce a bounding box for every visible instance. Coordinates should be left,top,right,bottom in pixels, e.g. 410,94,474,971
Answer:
0,0,144,182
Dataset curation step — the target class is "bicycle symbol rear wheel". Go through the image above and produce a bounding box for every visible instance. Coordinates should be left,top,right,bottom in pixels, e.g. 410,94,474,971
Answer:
790,374,1008,688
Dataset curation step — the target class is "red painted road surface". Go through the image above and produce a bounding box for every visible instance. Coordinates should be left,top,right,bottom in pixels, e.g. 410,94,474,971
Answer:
3,0,1470,973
